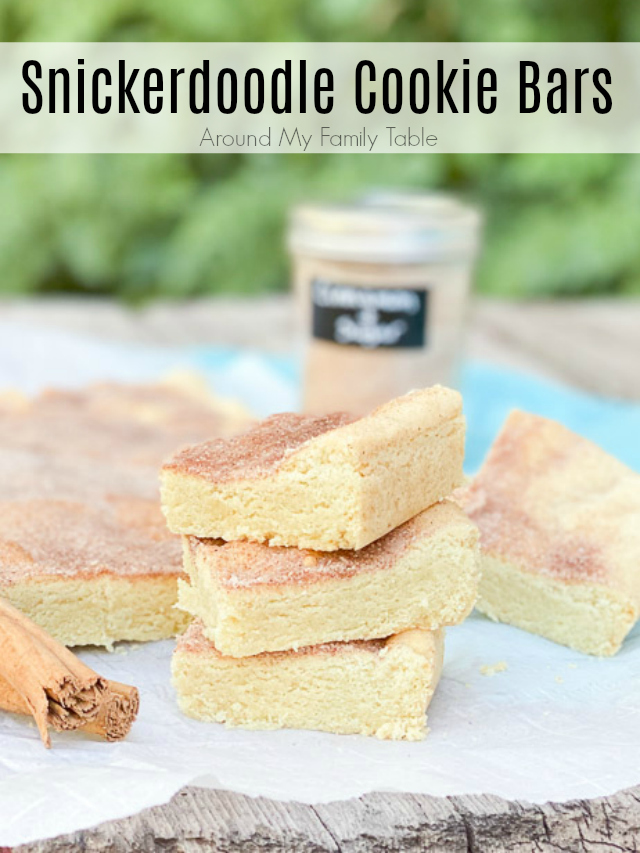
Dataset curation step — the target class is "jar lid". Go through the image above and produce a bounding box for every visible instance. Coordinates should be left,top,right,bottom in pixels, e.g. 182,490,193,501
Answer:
288,192,481,263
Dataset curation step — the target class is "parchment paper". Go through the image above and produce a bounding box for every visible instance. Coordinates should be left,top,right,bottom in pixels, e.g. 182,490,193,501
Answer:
1,616,639,846
0,322,638,846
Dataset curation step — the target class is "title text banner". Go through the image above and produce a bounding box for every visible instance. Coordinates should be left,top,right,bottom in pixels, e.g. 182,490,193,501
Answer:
1,42,638,153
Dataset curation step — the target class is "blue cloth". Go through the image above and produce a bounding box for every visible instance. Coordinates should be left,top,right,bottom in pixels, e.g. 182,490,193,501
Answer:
461,362,640,473
190,348,640,474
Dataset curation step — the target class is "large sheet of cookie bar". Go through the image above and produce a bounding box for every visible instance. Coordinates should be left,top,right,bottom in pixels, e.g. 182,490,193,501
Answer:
0,378,251,647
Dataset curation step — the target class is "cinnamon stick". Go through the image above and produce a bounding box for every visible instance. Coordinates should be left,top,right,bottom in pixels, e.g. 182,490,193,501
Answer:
84,681,140,741
0,597,138,746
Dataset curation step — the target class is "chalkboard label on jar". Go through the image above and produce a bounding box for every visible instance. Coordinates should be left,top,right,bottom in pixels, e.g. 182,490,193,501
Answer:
311,279,428,349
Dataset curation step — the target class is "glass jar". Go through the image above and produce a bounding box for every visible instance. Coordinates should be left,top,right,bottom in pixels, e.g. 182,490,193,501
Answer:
288,192,481,415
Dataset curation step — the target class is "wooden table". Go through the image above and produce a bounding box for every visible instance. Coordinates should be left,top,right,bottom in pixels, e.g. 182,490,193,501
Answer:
8,296,640,853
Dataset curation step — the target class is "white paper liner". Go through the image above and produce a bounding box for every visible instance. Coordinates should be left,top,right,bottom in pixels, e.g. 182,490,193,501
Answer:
1,614,639,846
0,321,638,845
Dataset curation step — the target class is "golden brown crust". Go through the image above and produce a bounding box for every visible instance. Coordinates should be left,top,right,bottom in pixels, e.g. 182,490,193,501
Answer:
163,387,462,487
187,500,469,589
0,379,250,590
0,380,248,469
0,499,181,585
165,411,355,483
464,410,640,590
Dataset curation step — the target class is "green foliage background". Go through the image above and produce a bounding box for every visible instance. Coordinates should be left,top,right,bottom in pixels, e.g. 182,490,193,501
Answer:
1,0,639,301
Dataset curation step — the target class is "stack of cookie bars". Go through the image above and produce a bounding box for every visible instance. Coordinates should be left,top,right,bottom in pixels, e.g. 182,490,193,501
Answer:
161,387,480,740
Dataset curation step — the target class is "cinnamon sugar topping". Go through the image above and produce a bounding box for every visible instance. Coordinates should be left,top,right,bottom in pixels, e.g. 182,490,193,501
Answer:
189,500,465,588
463,411,620,584
164,411,355,483
0,381,249,586
0,499,180,584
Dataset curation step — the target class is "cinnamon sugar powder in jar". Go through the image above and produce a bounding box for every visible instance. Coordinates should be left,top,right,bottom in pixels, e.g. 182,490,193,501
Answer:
288,193,481,415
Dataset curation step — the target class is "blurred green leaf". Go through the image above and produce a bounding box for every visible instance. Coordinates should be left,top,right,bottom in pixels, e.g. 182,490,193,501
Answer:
0,0,637,300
